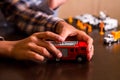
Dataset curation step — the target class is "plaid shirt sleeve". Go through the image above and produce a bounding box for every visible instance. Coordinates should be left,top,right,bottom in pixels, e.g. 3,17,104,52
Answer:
2,0,63,35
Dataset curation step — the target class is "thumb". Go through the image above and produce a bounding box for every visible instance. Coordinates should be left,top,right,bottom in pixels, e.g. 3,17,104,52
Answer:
59,30,70,41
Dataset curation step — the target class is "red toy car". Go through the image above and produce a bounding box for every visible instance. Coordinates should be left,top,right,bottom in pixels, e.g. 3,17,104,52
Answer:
51,41,90,62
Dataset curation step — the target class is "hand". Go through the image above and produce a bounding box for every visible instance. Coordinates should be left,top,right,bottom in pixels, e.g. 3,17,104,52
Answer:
48,0,67,10
56,21,94,60
8,31,64,62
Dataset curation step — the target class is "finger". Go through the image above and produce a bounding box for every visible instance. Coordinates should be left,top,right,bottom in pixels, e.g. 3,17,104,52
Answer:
26,51,45,62
87,45,94,61
28,42,53,58
76,30,93,51
35,31,64,42
37,41,62,58
87,38,94,52
59,29,70,41
83,35,93,52
55,21,76,41
57,24,76,41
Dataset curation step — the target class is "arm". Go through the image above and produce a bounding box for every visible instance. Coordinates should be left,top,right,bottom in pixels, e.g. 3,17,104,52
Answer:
0,32,64,62
24,0,67,15
2,0,63,35
27,0,54,15
33,0,67,15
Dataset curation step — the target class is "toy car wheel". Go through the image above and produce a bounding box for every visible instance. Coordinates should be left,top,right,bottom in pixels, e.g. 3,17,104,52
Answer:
77,56,83,62
77,57,82,62
76,55,87,62
108,41,112,44
56,58,60,62
103,40,107,44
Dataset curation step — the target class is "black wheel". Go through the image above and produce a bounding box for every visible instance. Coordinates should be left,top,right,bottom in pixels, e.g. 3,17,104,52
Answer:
76,55,87,63
56,58,60,62
77,56,82,62
108,41,112,46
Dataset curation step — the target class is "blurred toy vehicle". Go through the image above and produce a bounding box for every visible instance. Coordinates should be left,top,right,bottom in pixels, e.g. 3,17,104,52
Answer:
75,14,99,28
104,34,115,44
51,41,90,62
74,11,118,31
100,18,118,31
104,30,120,45
99,11,118,31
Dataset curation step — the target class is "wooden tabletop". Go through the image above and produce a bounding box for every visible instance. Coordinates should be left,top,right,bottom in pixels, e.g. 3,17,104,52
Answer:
0,25,120,80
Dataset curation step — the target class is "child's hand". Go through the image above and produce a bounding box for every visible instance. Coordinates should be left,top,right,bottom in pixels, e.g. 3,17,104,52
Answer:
9,31,64,62
56,21,94,60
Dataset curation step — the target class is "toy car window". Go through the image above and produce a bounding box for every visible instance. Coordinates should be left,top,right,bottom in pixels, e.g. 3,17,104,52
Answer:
70,48,74,52
61,49,68,57
80,47,86,51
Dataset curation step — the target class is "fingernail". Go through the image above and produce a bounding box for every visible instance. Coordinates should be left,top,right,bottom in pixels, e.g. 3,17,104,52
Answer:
57,52,62,58
89,46,92,51
35,55,45,61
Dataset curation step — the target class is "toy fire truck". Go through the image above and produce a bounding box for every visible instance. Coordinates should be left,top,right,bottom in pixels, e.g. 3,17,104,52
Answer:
51,41,89,62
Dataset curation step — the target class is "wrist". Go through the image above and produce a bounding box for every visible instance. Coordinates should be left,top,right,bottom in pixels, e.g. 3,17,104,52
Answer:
0,41,17,57
55,21,67,33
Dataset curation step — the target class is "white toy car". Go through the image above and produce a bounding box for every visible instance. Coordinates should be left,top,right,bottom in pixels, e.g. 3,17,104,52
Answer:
99,11,118,31
75,11,118,31
75,14,99,27
101,17,118,31
104,34,115,44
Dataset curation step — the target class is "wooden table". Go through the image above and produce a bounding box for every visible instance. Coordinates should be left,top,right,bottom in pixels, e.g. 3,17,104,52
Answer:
0,24,120,80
